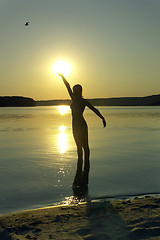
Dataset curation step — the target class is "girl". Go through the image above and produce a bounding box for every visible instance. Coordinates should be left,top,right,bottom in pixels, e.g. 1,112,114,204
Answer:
58,73,106,185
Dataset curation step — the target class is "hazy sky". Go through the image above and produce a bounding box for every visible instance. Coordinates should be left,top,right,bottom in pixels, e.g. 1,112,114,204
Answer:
0,0,160,100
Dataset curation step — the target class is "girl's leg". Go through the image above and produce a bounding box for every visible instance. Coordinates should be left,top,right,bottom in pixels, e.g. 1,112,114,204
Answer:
73,145,83,186
82,128,90,184
84,146,90,173
77,146,83,174
73,128,83,175
83,144,90,184
82,126,90,172
83,144,90,173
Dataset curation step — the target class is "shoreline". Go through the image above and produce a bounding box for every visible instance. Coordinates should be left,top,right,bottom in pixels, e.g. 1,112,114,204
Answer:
0,196,160,240
1,94,160,107
1,191,160,216
1,191,160,217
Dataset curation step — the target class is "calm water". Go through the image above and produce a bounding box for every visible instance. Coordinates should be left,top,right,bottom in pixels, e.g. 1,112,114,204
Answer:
0,106,160,214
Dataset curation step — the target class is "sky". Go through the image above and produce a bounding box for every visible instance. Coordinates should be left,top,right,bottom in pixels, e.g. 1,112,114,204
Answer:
0,0,160,100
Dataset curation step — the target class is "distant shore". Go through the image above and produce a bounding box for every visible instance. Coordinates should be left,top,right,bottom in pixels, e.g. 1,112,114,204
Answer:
0,196,160,240
36,94,160,106
0,94,160,107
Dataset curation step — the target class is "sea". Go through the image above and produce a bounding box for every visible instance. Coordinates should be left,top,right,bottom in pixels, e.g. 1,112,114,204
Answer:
0,106,160,214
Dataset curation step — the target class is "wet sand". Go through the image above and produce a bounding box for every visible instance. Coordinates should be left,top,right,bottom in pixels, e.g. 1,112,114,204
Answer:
0,196,160,240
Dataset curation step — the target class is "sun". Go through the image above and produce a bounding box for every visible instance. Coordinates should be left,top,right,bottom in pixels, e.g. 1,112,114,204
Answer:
52,60,72,77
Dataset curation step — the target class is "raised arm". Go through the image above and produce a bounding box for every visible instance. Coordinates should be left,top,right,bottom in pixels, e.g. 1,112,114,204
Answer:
85,99,106,128
58,73,73,99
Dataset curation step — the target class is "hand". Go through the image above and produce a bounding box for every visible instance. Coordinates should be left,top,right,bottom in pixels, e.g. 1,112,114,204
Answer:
102,118,106,128
58,72,65,78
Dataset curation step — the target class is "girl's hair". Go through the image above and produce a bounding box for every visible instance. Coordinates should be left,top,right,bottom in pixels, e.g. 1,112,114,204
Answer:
73,84,82,97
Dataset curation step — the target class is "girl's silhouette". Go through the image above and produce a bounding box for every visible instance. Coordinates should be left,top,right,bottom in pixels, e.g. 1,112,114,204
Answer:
58,73,106,185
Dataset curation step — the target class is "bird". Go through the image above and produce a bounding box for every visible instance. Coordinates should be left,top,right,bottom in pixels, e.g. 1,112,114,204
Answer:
25,22,29,26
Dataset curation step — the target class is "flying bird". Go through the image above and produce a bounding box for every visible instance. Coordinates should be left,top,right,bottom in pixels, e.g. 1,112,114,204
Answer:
25,22,29,26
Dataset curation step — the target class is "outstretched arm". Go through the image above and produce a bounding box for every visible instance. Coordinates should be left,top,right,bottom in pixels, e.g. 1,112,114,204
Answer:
58,73,73,99
85,99,106,128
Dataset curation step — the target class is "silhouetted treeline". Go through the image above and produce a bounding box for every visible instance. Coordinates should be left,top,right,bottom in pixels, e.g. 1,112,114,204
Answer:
87,94,160,106
0,96,36,107
36,99,71,106
36,94,160,106
0,94,160,107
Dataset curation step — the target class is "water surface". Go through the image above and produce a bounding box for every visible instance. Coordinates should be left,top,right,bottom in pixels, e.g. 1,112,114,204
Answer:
0,106,160,214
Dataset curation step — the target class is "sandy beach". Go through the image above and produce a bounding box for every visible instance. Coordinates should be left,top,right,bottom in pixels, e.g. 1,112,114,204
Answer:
0,196,160,240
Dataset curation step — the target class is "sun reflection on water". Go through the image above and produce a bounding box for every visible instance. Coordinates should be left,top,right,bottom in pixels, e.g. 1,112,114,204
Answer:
58,125,68,154
58,106,70,115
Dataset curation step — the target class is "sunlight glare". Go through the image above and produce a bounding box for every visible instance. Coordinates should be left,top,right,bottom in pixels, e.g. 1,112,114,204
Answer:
58,125,68,154
59,125,66,132
58,106,70,115
52,60,72,77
